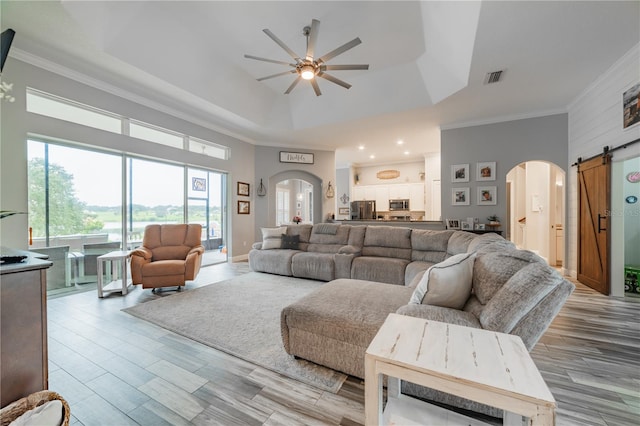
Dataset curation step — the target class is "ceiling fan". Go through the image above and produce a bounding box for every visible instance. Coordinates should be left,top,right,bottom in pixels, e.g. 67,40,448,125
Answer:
244,19,369,96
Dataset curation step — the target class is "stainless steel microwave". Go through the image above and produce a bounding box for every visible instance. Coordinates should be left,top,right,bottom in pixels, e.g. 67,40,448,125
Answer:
389,199,410,211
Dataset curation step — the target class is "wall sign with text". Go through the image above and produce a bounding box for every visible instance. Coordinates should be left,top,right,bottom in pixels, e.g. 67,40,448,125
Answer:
279,151,314,164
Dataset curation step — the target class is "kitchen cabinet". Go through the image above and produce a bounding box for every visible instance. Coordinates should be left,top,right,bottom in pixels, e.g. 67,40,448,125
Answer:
352,186,365,201
375,186,390,211
388,184,410,200
409,183,425,211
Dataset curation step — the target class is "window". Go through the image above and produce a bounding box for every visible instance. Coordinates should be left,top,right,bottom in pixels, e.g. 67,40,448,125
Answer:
26,89,121,133
130,121,184,149
189,137,228,160
276,188,290,226
26,88,229,159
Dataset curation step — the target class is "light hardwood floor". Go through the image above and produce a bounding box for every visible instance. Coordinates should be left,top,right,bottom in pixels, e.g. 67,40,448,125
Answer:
46,262,639,425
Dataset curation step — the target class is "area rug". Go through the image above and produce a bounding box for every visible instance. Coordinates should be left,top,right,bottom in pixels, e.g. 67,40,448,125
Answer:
122,272,347,393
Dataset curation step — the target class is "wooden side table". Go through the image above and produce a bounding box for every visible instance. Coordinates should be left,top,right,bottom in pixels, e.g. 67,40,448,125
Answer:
365,313,556,425
96,250,132,298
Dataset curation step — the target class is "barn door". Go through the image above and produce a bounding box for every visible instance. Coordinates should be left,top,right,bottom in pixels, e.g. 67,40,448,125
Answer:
577,155,611,294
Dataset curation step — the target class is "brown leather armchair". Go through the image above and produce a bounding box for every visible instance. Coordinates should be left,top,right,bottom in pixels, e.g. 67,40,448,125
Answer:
130,224,205,291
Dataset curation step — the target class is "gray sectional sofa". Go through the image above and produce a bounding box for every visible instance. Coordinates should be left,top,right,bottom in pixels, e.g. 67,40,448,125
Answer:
249,223,575,417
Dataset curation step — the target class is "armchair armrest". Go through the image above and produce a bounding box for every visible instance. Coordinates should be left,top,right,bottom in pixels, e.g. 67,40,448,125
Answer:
187,245,205,256
131,247,152,260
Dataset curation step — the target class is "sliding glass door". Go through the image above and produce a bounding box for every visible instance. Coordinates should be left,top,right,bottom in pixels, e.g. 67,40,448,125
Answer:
28,140,229,296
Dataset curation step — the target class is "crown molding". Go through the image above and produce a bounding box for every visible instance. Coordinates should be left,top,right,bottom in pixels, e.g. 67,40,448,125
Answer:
440,108,567,131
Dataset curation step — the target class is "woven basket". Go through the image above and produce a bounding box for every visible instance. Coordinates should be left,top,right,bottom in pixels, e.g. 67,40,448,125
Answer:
0,390,70,426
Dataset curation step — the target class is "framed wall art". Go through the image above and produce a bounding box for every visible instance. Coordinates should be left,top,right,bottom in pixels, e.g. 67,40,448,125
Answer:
451,187,470,206
451,164,470,183
238,200,250,214
623,82,640,129
461,221,472,230
476,162,496,181
446,219,460,229
477,186,497,205
237,181,250,196
338,207,350,215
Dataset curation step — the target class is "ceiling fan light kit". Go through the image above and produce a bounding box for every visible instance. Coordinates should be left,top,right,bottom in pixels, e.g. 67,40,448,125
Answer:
245,19,369,96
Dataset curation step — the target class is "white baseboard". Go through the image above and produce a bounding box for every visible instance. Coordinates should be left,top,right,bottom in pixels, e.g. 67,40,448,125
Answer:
230,254,248,263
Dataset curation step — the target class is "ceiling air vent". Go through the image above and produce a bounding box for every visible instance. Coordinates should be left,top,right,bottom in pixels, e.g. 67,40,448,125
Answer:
484,70,504,85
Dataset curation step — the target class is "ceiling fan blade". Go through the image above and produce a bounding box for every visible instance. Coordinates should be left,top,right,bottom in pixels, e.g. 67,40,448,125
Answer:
244,54,295,67
305,19,320,61
284,76,302,94
321,64,369,71
263,29,301,62
310,79,322,96
257,70,296,81
317,37,362,64
318,72,352,89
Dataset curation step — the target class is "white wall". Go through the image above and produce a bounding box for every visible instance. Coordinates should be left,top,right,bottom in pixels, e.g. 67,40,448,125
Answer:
623,157,640,266
525,162,551,261
567,43,640,292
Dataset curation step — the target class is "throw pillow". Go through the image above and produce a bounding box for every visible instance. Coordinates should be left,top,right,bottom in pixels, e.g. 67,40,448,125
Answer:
10,399,63,426
409,252,475,309
261,227,286,250
281,234,300,250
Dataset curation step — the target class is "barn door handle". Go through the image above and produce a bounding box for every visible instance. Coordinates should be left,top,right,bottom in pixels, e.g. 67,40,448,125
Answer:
598,214,606,233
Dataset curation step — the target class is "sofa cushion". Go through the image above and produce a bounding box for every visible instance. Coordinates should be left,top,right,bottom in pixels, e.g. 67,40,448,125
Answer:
473,249,545,304
405,261,433,287
409,252,475,309
351,257,410,285
281,278,414,378
286,224,312,251
446,231,478,256
480,262,562,333
291,252,336,281
313,223,340,234
396,304,481,329
261,227,286,250
281,234,300,250
361,226,412,260
411,230,452,263
248,248,298,276
308,225,350,253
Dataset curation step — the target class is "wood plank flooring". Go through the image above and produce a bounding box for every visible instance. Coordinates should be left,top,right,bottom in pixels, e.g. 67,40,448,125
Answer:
46,262,639,425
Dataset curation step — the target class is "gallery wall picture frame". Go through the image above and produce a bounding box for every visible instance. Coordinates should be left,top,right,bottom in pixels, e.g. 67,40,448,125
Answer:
476,161,496,181
623,82,640,130
451,187,470,206
475,223,486,230
451,164,470,183
477,186,497,205
238,200,250,214
461,221,472,230
237,182,250,196
446,219,460,229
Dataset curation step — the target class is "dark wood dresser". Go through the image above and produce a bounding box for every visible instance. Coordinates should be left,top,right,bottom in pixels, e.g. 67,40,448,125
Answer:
1,251,51,408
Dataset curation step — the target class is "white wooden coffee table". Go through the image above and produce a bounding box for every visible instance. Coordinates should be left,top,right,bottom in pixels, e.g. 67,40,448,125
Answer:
365,313,556,425
96,250,132,298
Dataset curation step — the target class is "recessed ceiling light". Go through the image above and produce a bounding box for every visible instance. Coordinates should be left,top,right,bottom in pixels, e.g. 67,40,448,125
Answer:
397,140,404,145
370,154,375,159
404,151,410,155
358,145,365,150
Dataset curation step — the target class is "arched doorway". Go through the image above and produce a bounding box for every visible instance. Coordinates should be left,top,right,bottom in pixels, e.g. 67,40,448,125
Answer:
268,170,323,226
506,161,565,267
274,179,314,225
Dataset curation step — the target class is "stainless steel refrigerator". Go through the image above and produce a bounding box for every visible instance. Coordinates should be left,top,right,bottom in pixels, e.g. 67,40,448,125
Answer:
350,200,376,220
